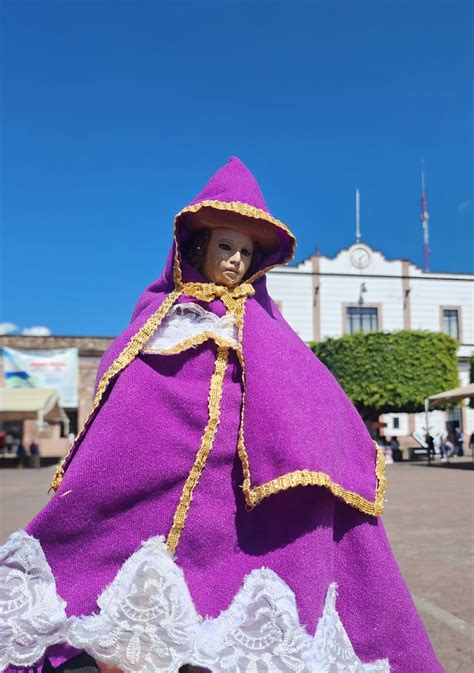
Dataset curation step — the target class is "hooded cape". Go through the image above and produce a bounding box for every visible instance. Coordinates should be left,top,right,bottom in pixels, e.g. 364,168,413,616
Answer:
2,157,443,673
51,157,386,551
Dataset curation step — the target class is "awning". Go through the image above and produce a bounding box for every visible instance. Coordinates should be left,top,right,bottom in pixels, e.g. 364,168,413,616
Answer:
0,388,69,425
426,383,474,410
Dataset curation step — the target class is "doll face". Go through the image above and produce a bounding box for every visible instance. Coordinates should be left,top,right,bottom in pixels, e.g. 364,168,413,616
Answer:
202,228,254,286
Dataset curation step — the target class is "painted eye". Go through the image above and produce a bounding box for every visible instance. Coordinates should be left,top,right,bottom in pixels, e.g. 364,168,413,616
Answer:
219,243,231,251
242,248,251,257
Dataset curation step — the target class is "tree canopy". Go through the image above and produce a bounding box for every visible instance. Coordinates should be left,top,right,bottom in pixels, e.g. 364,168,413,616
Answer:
309,330,459,420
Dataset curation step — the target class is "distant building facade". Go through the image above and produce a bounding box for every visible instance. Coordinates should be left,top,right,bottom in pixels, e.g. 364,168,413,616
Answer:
1,244,472,455
267,243,474,445
0,336,112,456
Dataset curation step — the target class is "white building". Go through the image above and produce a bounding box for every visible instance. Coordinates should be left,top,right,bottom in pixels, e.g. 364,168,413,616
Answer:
267,243,474,445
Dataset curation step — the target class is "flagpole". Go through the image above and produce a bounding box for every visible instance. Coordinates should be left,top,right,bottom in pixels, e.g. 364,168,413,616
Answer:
356,189,361,243
420,160,430,272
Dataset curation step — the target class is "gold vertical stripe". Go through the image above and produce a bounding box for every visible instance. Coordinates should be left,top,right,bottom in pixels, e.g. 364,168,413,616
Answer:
166,345,229,553
234,294,252,497
49,290,182,492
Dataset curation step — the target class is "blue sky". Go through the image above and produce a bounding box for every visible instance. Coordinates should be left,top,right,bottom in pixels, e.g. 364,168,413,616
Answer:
1,0,472,336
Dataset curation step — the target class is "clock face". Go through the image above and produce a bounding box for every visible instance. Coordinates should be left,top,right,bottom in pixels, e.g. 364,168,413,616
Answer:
350,247,371,270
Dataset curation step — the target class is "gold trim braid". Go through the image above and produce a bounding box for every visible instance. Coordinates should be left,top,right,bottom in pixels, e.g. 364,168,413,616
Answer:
172,199,296,287
49,290,182,492
166,345,229,553
240,440,387,517
175,199,295,242
163,282,252,551
143,331,239,355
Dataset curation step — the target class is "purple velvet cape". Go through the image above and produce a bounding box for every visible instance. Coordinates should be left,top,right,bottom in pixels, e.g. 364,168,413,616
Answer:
19,159,443,672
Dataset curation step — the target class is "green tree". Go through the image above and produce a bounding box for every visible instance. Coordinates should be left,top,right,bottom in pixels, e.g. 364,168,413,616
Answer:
309,331,459,421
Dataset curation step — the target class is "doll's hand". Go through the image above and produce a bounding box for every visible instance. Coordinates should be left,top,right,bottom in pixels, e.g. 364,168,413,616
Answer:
96,664,123,673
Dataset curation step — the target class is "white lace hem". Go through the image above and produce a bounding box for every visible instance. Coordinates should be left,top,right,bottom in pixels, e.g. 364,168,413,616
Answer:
141,303,238,353
0,530,67,671
0,531,390,673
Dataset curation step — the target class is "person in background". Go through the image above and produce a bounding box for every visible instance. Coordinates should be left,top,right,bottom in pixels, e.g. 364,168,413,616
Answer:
390,436,402,462
440,434,454,463
16,439,27,469
425,433,435,459
29,440,41,469
454,426,464,457
380,436,393,464
5,432,14,455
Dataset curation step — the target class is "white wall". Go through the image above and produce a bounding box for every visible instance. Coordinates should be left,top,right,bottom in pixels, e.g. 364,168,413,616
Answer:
267,259,313,341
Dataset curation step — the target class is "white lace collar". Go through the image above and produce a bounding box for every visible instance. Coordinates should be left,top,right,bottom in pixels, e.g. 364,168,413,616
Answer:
142,302,238,354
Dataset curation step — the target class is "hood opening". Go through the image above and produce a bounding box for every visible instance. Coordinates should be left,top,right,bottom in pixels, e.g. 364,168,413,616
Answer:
173,200,296,287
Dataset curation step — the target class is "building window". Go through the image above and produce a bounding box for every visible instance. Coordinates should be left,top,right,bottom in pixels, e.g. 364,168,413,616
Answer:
442,309,459,340
393,417,400,429
346,307,378,334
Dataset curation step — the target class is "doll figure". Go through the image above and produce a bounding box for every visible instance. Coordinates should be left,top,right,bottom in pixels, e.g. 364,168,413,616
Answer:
0,158,443,673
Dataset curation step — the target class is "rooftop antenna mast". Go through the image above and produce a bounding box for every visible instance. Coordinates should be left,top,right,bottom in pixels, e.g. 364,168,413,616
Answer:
355,189,361,242
420,160,430,272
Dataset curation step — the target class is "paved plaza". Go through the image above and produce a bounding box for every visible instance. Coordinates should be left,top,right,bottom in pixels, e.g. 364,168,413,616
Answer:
0,460,473,672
